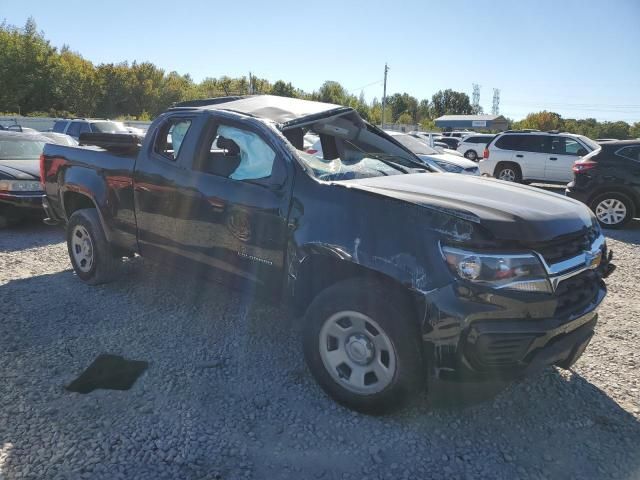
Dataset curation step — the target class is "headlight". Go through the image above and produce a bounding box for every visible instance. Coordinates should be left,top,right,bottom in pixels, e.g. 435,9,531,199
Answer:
0,180,42,192
441,245,551,293
435,161,463,173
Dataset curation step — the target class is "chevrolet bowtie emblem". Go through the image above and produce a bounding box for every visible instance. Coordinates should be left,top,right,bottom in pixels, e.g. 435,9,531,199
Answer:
585,250,602,269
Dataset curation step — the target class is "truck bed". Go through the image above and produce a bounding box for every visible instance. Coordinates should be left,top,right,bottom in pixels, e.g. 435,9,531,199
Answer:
41,142,139,251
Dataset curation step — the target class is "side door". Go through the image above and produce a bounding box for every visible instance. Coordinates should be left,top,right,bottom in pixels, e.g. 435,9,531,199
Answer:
511,134,549,180
546,136,587,183
133,113,205,270
179,116,292,296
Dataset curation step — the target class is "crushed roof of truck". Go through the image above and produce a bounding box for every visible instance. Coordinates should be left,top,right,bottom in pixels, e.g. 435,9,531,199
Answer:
172,95,353,126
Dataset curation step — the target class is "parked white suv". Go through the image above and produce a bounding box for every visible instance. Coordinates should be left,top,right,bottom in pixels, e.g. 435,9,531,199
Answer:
456,134,495,161
479,131,599,183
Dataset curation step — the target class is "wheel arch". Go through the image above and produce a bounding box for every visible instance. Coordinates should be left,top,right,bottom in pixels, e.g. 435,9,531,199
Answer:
588,186,640,214
62,190,113,243
493,161,522,179
290,253,424,324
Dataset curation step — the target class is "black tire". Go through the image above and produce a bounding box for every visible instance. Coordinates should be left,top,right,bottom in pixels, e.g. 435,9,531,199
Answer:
590,192,635,229
66,208,122,285
302,278,425,414
494,162,522,183
464,150,477,161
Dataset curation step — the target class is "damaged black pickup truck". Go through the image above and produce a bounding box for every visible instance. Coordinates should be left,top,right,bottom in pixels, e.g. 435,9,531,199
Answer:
41,95,614,413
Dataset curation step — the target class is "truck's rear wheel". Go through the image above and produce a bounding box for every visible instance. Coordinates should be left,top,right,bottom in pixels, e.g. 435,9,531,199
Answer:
303,278,425,414
67,208,122,285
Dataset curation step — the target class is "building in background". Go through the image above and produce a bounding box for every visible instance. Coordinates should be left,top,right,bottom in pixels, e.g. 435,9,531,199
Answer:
435,114,508,132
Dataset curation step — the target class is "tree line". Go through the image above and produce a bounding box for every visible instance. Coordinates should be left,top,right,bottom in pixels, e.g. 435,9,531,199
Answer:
1,18,638,138
0,18,474,125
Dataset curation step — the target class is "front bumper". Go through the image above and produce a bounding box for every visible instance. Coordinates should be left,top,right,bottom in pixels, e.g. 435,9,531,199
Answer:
420,271,607,381
0,192,45,217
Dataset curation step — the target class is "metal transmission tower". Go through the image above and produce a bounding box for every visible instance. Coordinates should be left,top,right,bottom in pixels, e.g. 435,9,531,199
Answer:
492,88,501,115
472,84,481,113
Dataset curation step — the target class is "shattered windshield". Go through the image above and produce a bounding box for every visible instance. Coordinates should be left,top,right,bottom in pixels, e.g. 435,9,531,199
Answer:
297,150,408,181
292,115,429,181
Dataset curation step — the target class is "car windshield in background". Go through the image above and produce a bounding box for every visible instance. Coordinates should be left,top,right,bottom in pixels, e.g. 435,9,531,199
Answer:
90,121,128,133
0,138,45,159
391,133,439,155
579,135,600,151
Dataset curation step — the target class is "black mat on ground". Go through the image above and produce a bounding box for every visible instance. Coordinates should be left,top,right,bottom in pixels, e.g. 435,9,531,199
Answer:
66,354,149,394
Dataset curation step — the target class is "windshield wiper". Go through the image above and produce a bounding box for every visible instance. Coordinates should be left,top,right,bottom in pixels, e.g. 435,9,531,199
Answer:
365,153,430,173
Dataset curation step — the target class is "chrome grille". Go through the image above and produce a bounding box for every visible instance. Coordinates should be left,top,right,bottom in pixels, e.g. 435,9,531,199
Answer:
532,227,599,265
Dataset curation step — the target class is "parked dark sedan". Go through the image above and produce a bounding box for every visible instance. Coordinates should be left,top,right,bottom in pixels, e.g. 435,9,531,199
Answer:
566,140,640,228
434,136,460,150
0,131,47,226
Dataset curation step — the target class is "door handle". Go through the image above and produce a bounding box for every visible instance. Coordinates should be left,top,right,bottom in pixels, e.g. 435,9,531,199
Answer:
549,157,558,161
516,154,524,158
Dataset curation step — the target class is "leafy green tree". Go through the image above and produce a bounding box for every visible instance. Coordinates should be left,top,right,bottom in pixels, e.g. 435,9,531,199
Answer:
270,80,297,97
420,119,438,131
95,63,134,118
159,71,195,109
315,81,348,104
630,122,640,139
51,48,99,116
386,93,418,123
430,89,473,118
515,111,563,131
396,112,414,125
597,121,630,139
0,18,57,114
416,99,430,122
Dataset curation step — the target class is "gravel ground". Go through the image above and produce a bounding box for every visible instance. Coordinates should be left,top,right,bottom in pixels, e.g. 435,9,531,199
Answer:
1,219,639,480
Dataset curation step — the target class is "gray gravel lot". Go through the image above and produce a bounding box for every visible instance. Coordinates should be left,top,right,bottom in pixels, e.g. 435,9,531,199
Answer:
1,219,639,480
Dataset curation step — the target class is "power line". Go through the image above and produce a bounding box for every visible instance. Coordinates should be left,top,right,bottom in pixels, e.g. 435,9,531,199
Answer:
347,79,383,94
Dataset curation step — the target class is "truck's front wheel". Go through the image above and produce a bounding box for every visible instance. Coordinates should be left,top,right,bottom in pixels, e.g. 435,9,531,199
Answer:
303,278,425,414
67,208,122,285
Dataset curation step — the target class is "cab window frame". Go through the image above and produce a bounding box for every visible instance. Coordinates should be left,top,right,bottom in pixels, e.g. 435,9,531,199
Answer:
151,116,195,164
192,115,288,188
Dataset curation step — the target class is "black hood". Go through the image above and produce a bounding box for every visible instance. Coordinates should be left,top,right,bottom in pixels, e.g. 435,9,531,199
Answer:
0,160,40,180
345,173,593,242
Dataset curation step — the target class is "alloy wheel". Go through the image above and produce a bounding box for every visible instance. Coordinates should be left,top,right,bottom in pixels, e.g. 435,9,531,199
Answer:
595,198,627,225
498,168,516,182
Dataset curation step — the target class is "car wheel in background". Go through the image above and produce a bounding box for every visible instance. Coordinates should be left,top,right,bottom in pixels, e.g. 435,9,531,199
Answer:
590,192,635,229
495,163,522,183
67,208,122,284
464,150,477,161
303,278,425,414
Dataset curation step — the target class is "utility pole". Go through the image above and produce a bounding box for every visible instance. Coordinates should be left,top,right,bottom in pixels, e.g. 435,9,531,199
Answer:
381,63,389,128
248,72,253,95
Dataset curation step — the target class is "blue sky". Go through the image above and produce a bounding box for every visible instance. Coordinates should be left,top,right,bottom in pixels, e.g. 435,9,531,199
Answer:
2,0,639,121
